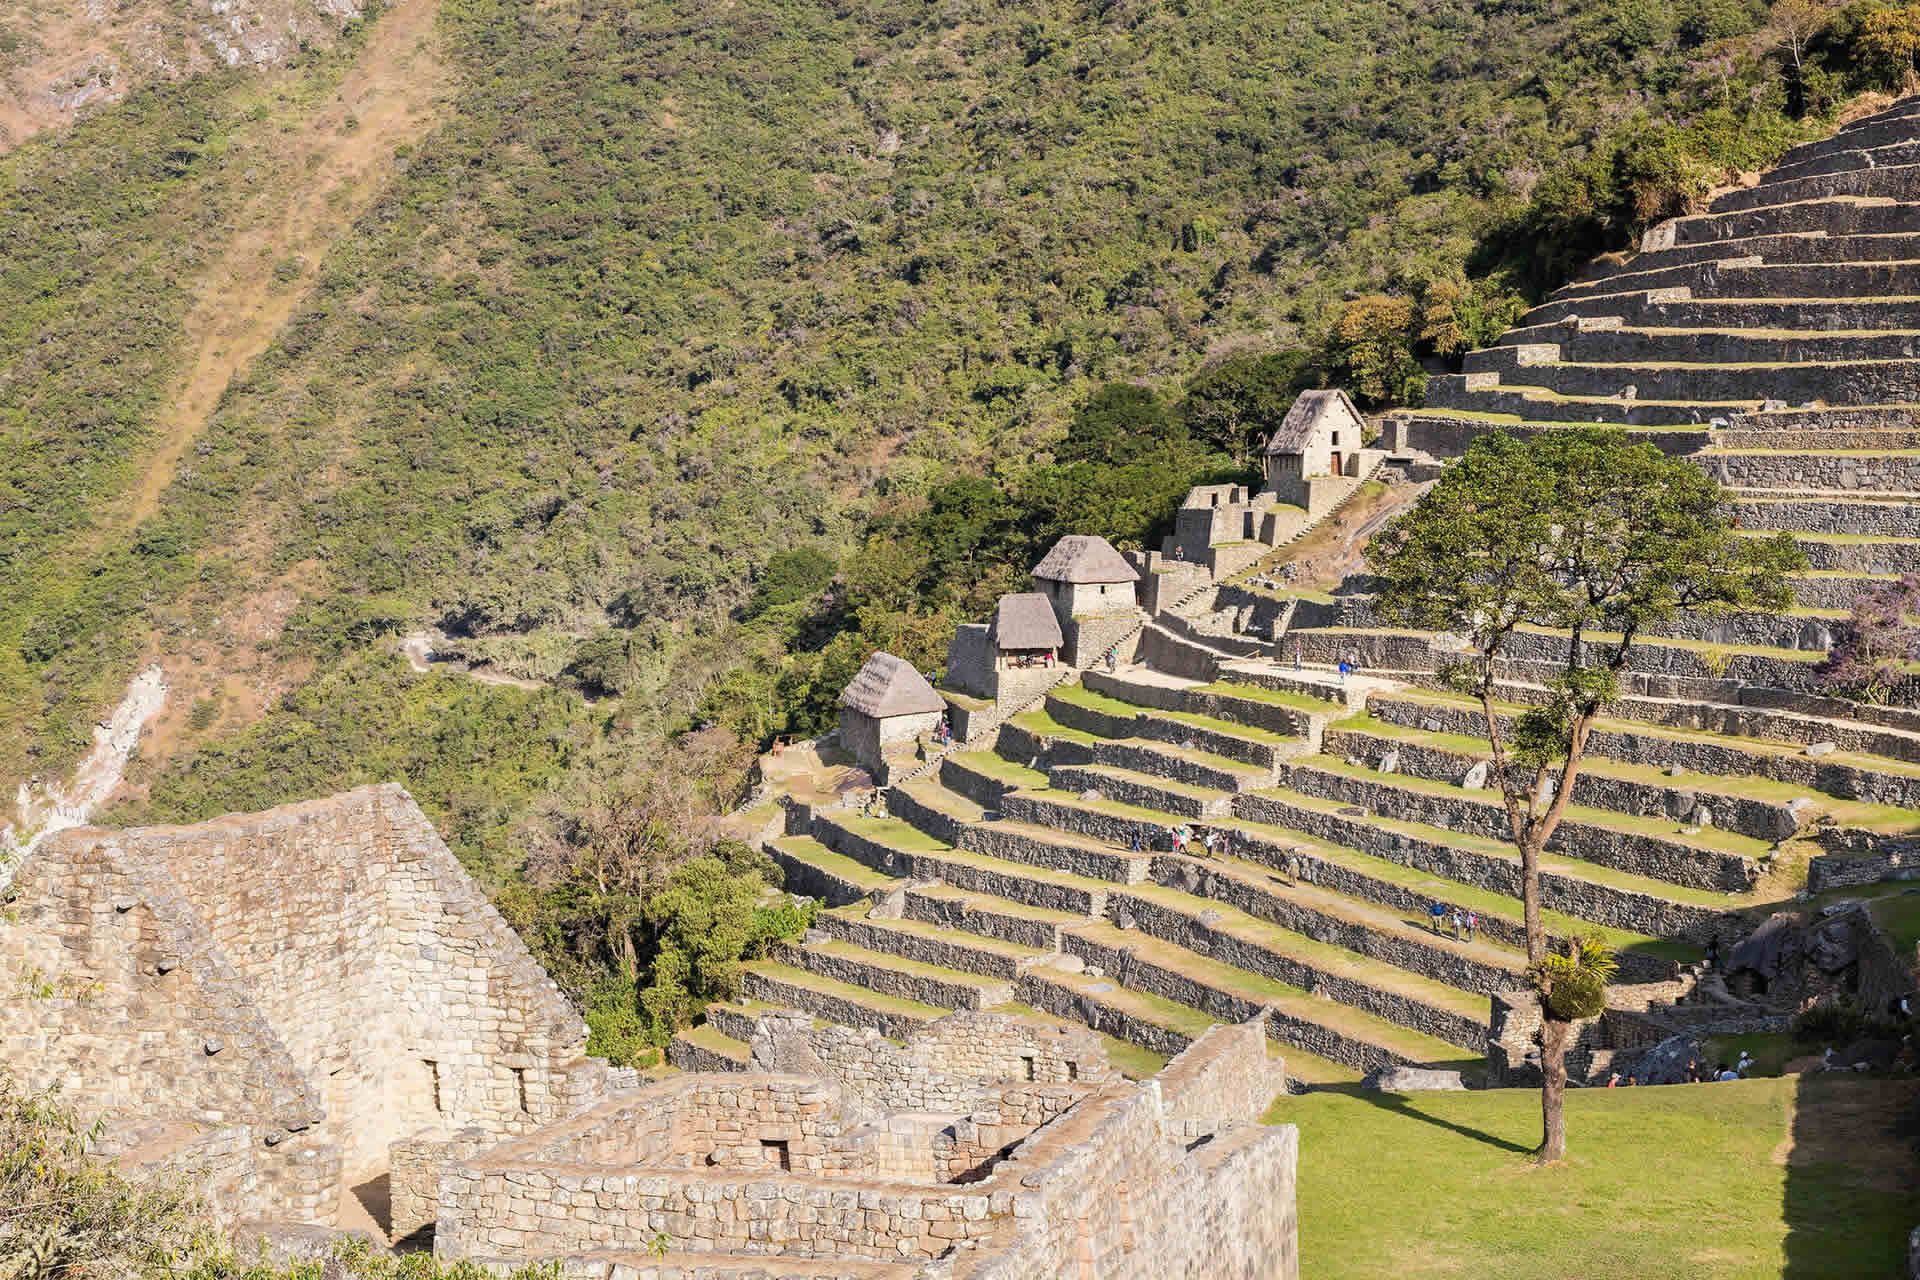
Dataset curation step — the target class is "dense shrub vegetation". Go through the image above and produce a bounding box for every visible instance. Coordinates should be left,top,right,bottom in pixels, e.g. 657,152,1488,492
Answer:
10,0,1918,1044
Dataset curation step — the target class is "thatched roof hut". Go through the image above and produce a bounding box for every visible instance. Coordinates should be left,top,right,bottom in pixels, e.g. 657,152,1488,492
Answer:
1030,535,1139,584
987,593,1064,652
839,652,944,719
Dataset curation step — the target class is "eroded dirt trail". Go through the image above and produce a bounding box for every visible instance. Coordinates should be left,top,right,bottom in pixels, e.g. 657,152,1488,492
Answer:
126,0,446,525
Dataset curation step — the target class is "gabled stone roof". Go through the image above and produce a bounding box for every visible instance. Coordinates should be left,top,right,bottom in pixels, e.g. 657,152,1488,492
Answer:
839,651,945,718
1029,535,1140,584
1266,389,1365,454
988,593,1064,651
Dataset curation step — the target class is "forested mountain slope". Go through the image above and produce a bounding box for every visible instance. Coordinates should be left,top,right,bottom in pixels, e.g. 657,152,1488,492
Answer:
3,0,1910,898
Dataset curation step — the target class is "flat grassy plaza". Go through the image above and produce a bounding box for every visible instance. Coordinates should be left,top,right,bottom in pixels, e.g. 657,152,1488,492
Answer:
1272,1075,1920,1278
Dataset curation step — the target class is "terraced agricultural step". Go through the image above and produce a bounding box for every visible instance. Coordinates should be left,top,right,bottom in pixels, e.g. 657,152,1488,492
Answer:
776,937,1016,1010
1705,449,1920,493
1278,756,1765,893
1037,681,1301,769
1045,762,1236,819
1364,688,1920,813
1477,358,1920,408
742,960,946,1041
1322,722,1808,843
1227,784,1726,940
666,1023,749,1072
1096,880,1492,1050
813,907,1048,982
811,805,1115,916
769,834,896,907
1056,921,1471,1074
1760,531,1920,575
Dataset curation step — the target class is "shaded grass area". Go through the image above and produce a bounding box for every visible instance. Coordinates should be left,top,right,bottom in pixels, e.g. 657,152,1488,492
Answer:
1270,1075,1920,1279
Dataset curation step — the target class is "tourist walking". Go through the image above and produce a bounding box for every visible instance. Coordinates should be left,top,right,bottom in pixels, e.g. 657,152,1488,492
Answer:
1429,901,1447,935
1465,909,1478,942
1294,639,1303,672
1452,909,1465,941
1338,658,1350,687
1283,851,1299,886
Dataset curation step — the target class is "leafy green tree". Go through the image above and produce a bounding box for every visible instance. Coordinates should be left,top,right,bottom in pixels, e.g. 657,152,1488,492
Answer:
1859,3,1920,79
1322,296,1425,407
638,845,790,1037
1057,383,1183,466
1371,429,1802,1159
745,547,839,619
1178,351,1311,466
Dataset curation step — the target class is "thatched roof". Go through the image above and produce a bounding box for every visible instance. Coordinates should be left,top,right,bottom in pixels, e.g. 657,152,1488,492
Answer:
1030,535,1139,584
1265,389,1364,455
839,651,944,719
988,593,1064,651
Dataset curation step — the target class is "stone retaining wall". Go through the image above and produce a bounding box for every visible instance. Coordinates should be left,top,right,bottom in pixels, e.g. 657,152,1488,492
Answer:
903,889,1067,953
1323,725,1800,842
1046,764,1230,819
815,914,1026,982
1230,791,1719,939
1279,763,1761,893
778,943,1011,1011
1106,892,1487,1051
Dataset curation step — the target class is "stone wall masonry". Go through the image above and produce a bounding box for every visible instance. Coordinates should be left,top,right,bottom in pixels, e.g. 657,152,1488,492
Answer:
1146,857,1519,997
936,757,1011,811
667,1036,747,1074
1319,590,1833,655
1059,932,1414,1073
1045,764,1230,820
742,970,939,1041
1041,686,1289,769
1077,738,1263,792
902,889,1067,954
808,812,1107,917
991,792,1181,859
814,914,1028,982
1807,851,1920,893
1710,450,1920,494
875,790,962,846
1795,539,1920,574
1012,974,1196,1058
1230,791,1719,939
777,942,1012,1011
944,625,993,701
1106,892,1488,1051
1709,163,1920,213
1501,355,1920,406
1733,497,1920,539
1152,1015,1285,1142
955,820,1144,884
1323,725,1801,842
770,841,873,909
1136,624,1227,682
1786,575,1899,611
1399,414,1705,460
1061,611,1147,670
1078,668,1314,738
389,1129,493,1244
1279,763,1761,893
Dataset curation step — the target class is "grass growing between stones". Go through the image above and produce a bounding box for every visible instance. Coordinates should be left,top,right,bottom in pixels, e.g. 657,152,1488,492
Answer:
1273,1075,1920,1279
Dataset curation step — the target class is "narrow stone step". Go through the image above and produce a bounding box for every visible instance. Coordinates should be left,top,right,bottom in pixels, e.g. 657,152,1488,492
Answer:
742,960,946,1041
1280,756,1765,893
776,937,1016,1011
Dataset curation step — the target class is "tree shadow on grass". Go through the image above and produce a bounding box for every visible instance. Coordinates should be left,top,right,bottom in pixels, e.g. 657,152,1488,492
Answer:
1321,1086,1535,1155
1781,1072,1920,1279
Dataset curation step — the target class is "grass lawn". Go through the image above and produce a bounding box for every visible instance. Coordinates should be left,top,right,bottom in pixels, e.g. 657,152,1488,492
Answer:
1272,1075,1920,1279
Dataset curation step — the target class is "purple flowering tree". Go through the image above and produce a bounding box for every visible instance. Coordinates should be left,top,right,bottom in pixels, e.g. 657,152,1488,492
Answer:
1816,573,1920,705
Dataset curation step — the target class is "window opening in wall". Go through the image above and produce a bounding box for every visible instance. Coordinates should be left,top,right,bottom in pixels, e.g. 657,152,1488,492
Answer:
1022,1055,1037,1082
1332,431,1340,446
1066,1061,1079,1081
761,1139,791,1171
513,1067,529,1114
425,1060,442,1114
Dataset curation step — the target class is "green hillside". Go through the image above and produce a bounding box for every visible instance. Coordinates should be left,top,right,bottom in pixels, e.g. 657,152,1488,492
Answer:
5,0,1912,873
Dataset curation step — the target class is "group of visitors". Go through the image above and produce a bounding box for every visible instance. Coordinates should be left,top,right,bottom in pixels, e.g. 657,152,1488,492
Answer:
859,791,889,820
932,715,951,747
1166,824,1229,859
1427,902,1478,941
1613,1051,1755,1088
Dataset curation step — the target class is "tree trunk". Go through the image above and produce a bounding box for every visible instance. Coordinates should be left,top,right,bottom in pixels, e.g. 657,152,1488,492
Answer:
1538,1009,1573,1163
1520,835,1545,965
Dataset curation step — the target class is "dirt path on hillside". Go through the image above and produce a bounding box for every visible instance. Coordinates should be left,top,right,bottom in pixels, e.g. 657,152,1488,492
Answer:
125,0,446,526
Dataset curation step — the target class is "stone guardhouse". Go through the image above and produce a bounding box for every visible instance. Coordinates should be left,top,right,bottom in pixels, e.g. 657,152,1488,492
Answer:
1264,388,1369,512
942,591,1068,709
838,650,946,781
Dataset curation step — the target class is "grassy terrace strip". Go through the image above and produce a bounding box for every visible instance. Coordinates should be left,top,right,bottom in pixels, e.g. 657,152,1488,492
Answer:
1200,677,1347,714
1122,875,1515,1010
1062,920,1470,1070
1064,678,1312,745
771,835,897,895
742,959,949,1041
976,758,1705,955
674,1022,750,1063
1331,714,1920,834
781,937,1015,1009
1241,779,1737,909
1294,755,1773,858
1010,708,1100,745
949,749,1050,789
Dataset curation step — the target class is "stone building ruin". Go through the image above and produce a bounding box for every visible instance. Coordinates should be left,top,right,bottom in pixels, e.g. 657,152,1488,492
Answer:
839,651,948,781
1,787,1298,1277
1262,389,1373,512
0,784,618,1229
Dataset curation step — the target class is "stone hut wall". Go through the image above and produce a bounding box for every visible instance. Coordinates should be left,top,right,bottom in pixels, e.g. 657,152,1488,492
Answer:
0,833,340,1224
112,785,600,1174
944,624,993,699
